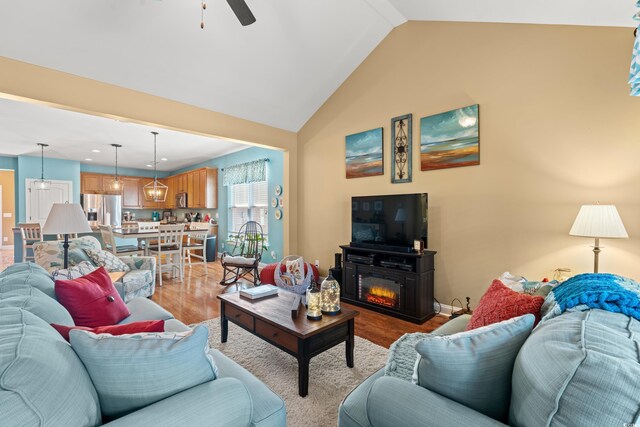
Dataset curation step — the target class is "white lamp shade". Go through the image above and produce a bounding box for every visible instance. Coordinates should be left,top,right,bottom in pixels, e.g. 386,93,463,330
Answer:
569,205,629,239
43,203,92,235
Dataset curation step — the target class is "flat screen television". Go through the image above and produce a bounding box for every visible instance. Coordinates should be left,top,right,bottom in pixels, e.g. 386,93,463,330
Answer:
351,193,428,253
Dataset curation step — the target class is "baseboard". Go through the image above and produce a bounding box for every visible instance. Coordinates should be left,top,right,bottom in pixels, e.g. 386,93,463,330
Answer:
435,301,455,316
1,245,12,250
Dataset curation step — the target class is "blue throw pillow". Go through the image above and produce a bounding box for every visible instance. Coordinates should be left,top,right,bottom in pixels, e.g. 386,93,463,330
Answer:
70,325,218,418
412,314,535,422
0,308,101,426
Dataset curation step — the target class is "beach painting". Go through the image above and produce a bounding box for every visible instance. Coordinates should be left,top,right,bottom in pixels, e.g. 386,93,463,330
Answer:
346,127,383,179
420,104,479,171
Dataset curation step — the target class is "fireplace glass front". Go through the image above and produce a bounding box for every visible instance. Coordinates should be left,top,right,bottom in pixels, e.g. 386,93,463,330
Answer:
358,273,401,310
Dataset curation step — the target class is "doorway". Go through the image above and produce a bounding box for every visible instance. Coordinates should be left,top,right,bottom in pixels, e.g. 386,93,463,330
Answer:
25,179,72,225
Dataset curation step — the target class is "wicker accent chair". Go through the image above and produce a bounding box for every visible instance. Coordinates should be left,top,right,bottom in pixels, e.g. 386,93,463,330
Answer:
220,221,264,287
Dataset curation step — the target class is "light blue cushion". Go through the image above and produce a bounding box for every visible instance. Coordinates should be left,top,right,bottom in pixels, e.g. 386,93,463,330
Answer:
339,368,384,427
102,378,252,427
0,262,57,300
118,297,173,323
212,348,287,427
0,287,74,326
414,314,535,422
510,309,640,426
70,325,217,418
0,308,101,426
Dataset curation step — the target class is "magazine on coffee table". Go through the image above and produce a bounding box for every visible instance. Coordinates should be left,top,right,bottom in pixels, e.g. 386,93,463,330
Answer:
240,285,279,300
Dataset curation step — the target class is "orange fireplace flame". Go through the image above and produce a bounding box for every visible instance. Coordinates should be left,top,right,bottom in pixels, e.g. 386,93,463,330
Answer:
365,286,398,308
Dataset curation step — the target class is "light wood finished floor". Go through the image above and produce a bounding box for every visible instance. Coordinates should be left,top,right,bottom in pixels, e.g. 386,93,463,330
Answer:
153,261,447,348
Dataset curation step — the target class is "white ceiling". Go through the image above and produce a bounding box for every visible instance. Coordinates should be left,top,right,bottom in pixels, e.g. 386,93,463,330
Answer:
0,97,249,171
0,0,635,154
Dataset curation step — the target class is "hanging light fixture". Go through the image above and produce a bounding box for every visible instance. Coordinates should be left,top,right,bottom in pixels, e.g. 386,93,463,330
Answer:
143,132,168,202
106,144,123,192
34,143,51,191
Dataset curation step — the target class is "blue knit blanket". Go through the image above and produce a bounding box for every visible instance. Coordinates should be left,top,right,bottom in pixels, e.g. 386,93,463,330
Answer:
541,273,640,322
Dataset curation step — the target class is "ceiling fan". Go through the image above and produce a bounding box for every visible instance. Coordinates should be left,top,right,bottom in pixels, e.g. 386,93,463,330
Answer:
226,0,256,26
199,0,256,28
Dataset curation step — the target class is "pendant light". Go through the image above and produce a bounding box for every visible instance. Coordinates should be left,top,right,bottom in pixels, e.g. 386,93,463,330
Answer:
143,132,168,202
106,144,123,192
34,143,51,191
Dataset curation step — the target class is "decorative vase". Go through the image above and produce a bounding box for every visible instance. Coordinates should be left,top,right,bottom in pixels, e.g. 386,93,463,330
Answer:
320,272,341,315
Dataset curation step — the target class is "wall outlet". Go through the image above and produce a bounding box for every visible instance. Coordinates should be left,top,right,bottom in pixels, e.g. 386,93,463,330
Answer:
3,212,11,218
271,251,277,259
2,237,7,242
315,259,320,268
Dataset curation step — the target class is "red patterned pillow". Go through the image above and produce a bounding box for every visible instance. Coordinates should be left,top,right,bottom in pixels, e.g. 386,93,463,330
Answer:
55,266,130,327
51,320,165,342
466,280,544,331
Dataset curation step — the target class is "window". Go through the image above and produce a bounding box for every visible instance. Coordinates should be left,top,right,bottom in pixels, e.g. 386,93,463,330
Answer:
228,180,268,243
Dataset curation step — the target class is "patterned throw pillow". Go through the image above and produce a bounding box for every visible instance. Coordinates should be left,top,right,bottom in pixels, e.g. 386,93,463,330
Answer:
286,257,305,281
466,279,544,330
69,325,217,418
51,261,97,281
84,249,130,272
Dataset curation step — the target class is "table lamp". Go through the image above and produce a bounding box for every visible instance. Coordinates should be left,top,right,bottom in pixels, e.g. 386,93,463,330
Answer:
43,203,92,269
569,204,628,273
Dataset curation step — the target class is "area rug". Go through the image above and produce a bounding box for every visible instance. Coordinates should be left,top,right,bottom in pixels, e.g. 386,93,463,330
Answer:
198,318,388,427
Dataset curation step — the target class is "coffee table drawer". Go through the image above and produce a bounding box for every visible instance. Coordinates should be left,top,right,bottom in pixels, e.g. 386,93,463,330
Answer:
226,305,254,331
255,319,298,353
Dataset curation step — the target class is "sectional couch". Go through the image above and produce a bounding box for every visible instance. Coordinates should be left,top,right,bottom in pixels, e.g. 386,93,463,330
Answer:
0,262,286,427
339,308,640,426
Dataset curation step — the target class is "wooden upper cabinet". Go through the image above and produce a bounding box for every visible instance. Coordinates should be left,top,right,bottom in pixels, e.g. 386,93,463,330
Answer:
81,173,102,194
121,177,141,208
80,169,217,210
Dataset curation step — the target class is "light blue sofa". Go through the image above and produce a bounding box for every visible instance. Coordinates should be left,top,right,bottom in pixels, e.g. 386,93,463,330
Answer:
339,309,640,426
0,262,286,427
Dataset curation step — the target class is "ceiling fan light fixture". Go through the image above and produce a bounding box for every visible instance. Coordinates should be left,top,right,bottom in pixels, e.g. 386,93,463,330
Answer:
143,132,168,202
34,143,51,191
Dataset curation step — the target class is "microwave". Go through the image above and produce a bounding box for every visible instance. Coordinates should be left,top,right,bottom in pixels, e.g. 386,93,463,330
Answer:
176,192,188,209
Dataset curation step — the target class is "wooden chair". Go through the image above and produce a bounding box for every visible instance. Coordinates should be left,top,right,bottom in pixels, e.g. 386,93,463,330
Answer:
57,233,78,240
147,224,185,287
19,223,43,262
220,221,264,286
99,225,143,257
183,228,208,275
137,221,160,253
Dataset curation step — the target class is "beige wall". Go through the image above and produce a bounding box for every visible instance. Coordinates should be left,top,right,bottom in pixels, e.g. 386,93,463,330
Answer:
0,170,15,245
298,22,640,306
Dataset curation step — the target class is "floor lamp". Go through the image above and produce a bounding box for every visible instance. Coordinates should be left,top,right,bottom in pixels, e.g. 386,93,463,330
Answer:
43,203,92,269
569,205,628,273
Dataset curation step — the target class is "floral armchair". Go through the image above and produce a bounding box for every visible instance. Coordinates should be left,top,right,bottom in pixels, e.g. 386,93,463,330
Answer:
33,236,156,302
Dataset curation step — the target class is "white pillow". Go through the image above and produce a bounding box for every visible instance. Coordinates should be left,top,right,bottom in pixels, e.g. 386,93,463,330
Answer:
51,261,97,281
286,257,305,281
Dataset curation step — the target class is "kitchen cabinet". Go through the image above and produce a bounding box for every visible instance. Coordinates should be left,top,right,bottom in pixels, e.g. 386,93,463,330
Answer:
81,173,120,195
121,177,141,208
80,169,217,210
81,173,103,194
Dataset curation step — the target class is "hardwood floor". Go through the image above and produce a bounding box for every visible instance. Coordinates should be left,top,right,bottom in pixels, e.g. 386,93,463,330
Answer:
152,260,447,348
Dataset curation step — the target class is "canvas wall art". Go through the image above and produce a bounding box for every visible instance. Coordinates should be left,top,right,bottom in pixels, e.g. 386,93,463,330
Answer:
391,114,412,183
420,104,479,171
345,127,383,179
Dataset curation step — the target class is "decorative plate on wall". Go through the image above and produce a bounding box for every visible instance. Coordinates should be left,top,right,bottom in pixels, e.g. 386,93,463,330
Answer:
271,198,278,208
275,185,282,196
275,209,282,220
278,197,284,208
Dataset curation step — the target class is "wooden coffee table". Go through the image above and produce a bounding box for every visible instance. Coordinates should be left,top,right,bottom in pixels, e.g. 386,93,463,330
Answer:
218,290,359,397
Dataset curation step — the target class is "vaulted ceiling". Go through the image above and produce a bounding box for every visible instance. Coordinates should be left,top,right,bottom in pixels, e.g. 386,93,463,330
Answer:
0,0,635,169
1,0,634,133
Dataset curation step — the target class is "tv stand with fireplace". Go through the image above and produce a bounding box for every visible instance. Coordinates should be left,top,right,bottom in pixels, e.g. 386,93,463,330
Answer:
340,245,436,324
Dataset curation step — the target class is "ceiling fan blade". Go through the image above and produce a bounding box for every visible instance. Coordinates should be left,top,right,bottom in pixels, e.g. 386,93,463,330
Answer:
226,0,256,26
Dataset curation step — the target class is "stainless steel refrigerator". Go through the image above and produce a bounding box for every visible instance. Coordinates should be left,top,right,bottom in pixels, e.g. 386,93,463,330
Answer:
81,194,122,228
